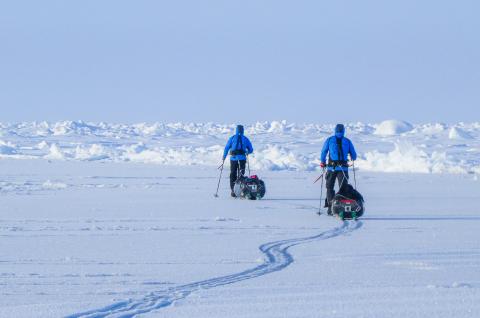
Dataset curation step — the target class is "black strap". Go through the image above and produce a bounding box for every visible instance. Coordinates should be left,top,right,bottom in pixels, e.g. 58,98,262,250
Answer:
336,137,344,161
237,135,244,151
328,161,348,167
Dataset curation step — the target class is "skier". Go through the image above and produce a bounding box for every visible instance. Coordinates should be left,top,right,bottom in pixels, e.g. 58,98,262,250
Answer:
223,125,254,197
320,124,357,214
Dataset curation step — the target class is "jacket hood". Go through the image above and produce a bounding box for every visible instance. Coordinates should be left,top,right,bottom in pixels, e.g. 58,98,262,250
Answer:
335,124,345,138
236,125,244,135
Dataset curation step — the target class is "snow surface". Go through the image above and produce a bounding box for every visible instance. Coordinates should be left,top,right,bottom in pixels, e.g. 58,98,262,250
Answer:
449,127,473,140
1,120,480,174
0,159,479,318
1,121,479,317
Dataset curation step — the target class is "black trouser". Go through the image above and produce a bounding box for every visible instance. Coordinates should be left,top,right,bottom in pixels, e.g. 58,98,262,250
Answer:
325,170,349,207
230,160,246,190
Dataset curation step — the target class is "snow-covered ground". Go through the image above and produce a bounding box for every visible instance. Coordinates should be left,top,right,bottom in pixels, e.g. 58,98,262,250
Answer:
1,156,479,317
1,120,480,174
1,120,479,317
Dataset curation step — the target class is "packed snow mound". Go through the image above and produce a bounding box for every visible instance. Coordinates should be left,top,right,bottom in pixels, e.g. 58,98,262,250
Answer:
375,120,414,136
449,127,473,140
0,120,479,174
357,143,465,174
74,144,110,161
122,144,221,166
414,123,447,135
250,145,316,171
44,144,65,160
0,140,17,155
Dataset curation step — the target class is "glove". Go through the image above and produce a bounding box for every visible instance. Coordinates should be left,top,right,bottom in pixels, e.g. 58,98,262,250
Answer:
320,162,326,168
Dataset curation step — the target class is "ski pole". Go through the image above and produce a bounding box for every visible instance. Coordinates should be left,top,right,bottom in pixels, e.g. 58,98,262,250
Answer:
214,160,225,198
246,154,251,176
353,161,357,189
313,171,326,184
238,159,242,179
318,168,325,215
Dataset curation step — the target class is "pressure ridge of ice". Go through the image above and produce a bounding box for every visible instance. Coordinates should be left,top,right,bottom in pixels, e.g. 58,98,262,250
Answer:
0,120,479,174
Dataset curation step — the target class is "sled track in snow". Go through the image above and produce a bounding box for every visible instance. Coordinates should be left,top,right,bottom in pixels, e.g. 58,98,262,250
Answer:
67,220,362,318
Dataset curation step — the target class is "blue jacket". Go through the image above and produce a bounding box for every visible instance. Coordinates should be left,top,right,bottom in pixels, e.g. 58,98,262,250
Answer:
320,131,357,171
223,129,253,161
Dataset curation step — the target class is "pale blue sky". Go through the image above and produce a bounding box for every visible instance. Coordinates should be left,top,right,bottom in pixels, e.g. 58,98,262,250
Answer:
0,0,478,124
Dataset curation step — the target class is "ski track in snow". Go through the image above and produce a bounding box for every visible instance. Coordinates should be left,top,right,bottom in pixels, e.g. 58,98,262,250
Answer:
66,220,362,318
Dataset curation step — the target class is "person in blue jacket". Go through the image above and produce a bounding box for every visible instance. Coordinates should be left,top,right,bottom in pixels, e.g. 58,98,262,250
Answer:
223,125,254,197
320,124,357,214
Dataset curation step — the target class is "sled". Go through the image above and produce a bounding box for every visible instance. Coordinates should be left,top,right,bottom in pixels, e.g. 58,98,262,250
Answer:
331,194,364,220
233,175,266,200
